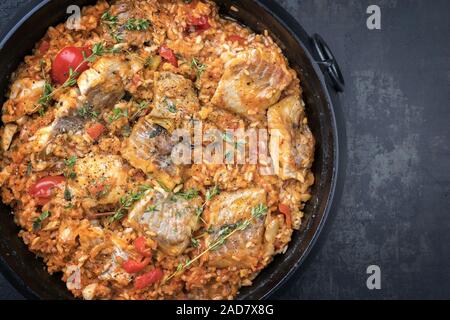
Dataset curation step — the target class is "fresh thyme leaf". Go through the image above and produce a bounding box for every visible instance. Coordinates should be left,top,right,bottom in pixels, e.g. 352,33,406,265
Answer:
91,42,105,57
251,203,268,219
109,108,129,122
65,156,77,168
64,187,72,201
78,104,98,119
26,161,32,176
64,203,74,209
101,11,118,27
111,32,124,43
108,185,152,222
191,238,200,248
177,188,199,201
32,211,51,231
191,57,207,79
196,207,203,217
124,18,150,31
38,82,54,107
205,185,220,201
145,205,157,213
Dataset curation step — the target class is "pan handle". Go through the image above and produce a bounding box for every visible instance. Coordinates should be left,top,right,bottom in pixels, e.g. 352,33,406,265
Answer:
311,34,345,92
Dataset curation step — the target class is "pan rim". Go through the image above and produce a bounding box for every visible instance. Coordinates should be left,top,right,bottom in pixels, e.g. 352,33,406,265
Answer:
0,0,340,300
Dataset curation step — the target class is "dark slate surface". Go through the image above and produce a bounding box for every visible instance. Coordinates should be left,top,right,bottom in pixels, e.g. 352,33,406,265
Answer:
0,0,449,300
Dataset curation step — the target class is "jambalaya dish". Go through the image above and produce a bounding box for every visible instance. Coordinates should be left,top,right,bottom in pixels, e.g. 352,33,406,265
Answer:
0,0,315,299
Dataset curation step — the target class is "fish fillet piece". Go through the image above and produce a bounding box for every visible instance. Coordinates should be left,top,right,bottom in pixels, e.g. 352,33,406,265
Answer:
149,72,200,132
68,154,128,206
205,188,267,268
77,56,132,109
126,189,202,256
267,95,315,182
2,78,45,122
121,115,181,189
211,48,292,122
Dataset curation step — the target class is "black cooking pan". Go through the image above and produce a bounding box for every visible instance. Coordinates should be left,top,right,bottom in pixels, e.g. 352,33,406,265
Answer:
0,0,343,299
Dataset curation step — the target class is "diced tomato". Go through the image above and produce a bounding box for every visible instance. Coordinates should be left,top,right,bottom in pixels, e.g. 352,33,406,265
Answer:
39,41,50,54
134,268,164,289
88,183,105,196
51,46,92,85
134,236,152,258
86,123,105,140
159,45,178,67
227,35,246,45
279,203,292,228
122,257,151,274
29,176,65,205
186,15,210,33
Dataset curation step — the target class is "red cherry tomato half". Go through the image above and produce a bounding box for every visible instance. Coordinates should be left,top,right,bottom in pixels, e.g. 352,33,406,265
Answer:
122,257,151,274
134,268,164,289
187,15,210,33
51,46,92,85
86,123,105,140
134,236,152,258
29,176,65,205
159,46,178,68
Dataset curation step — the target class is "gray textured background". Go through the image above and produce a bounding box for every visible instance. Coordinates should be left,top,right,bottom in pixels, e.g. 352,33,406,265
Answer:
0,0,449,299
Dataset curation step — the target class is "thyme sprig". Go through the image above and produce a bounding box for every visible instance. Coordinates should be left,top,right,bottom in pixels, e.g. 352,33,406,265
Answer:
165,203,268,282
124,18,150,31
101,11,150,43
32,211,51,231
108,185,152,222
109,107,129,122
191,57,207,79
63,156,77,180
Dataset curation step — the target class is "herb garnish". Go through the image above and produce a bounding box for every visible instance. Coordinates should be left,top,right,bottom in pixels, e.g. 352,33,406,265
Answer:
205,185,220,201
78,104,99,119
37,82,54,115
190,238,200,248
176,188,199,201
64,187,72,201
109,108,129,122
32,211,51,231
64,156,77,179
130,101,149,121
166,203,268,282
26,161,32,176
124,18,150,31
191,58,207,79
101,11,118,27
109,185,152,222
